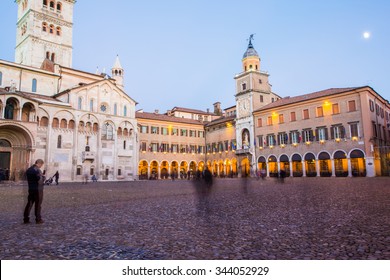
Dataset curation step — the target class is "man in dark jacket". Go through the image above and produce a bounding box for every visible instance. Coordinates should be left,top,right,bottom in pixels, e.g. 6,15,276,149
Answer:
23,159,45,224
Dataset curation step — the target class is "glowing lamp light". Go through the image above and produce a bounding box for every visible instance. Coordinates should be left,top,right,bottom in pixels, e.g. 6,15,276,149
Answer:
292,143,298,147
320,140,325,144
281,144,286,148
352,136,358,141
306,141,311,145
335,138,341,143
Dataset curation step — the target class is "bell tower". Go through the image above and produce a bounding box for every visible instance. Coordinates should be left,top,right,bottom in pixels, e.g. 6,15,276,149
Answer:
234,35,276,174
15,0,76,68
111,55,124,90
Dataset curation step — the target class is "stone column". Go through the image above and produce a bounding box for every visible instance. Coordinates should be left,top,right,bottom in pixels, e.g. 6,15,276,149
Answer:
331,159,336,177
316,160,320,177
289,161,293,177
347,158,352,177
302,160,306,177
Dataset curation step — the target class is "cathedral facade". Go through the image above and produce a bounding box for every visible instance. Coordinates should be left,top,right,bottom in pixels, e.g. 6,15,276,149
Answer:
0,0,138,181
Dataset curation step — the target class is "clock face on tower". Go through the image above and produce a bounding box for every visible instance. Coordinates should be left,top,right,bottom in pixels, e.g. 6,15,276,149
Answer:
239,99,250,117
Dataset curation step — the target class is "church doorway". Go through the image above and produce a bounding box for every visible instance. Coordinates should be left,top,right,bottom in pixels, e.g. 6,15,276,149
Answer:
0,124,34,181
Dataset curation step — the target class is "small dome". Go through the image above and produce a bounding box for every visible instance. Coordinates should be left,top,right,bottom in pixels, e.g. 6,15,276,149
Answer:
243,42,259,59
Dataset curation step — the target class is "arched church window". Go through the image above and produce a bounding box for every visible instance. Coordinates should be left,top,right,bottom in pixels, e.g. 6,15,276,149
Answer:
60,119,67,128
123,105,127,117
114,104,117,116
102,123,114,140
52,118,59,128
51,53,55,62
90,99,94,112
57,135,62,148
43,0,48,7
32,78,37,92
49,1,54,9
40,116,49,127
0,71,3,86
46,51,50,59
49,24,54,34
68,119,75,129
78,97,82,110
56,26,61,36
56,2,62,12
93,123,99,132
42,22,47,32
4,101,15,120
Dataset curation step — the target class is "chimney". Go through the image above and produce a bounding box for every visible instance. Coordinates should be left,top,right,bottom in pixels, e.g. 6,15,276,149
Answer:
206,108,210,113
154,109,159,114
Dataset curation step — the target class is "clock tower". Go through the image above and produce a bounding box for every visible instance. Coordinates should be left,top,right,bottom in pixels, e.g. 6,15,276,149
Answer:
234,35,277,175
15,0,76,68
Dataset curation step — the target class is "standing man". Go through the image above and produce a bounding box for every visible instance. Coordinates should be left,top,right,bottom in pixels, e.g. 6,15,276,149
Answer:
23,159,45,224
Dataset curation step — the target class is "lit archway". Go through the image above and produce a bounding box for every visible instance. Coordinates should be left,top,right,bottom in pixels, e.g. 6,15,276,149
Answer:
291,154,303,177
171,161,179,178
241,158,250,177
160,160,169,179
231,158,238,176
268,155,278,177
180,161,188,179
138,160,148,180
218,160,224,177
334,150,348,177
198,161,205,172
318,152,332,177
150,160,158,179
279,154,290,177
304,152,317,177
350,149,366,177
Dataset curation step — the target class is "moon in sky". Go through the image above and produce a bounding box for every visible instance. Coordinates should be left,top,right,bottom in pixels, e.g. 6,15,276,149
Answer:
363,32,371,39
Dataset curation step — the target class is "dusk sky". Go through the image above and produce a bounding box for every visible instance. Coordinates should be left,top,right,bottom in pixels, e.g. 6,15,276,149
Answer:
1,0,389,113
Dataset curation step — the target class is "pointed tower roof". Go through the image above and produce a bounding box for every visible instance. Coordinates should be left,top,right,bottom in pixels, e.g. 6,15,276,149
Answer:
243,34,259,58
112,55,123,69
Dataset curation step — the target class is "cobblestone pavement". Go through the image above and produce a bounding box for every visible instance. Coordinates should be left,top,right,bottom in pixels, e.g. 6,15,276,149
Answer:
0,177,389,260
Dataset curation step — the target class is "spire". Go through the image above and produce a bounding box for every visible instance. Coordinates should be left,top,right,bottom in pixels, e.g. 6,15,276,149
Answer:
242,35,260,72
113,55,123,69
243,34,258,59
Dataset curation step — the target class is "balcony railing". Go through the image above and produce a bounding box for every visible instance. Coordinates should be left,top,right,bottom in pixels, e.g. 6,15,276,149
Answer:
82,151,95,162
